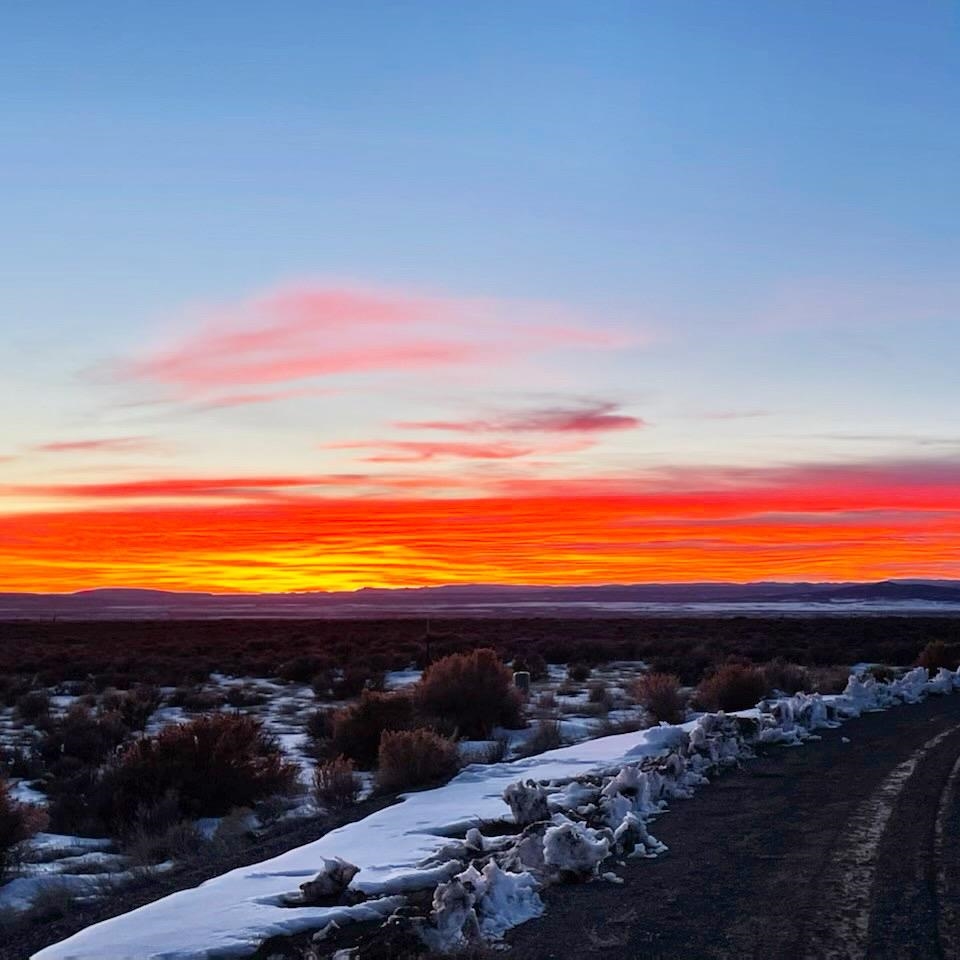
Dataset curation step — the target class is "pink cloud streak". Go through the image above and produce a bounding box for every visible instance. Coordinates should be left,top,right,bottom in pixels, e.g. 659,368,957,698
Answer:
119,284,628,396
33,436,158,454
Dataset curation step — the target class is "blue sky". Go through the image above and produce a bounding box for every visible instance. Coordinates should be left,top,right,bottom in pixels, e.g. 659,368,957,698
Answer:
1,1,958,589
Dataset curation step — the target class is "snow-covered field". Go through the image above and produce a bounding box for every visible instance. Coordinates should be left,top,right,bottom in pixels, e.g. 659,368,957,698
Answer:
30,665,960,960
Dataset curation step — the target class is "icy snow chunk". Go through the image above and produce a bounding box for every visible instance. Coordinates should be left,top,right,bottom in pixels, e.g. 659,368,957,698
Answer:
424,861,543,951
928,668,957,695
473,862,542,940
612,812,666,858
298,857,360,902
543,821,610,877
503,779,550,826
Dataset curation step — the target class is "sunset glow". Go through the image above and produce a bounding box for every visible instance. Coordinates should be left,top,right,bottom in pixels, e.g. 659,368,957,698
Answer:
2,3,957,593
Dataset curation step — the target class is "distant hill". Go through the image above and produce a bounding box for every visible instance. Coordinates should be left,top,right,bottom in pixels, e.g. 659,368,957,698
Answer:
0,579,959,619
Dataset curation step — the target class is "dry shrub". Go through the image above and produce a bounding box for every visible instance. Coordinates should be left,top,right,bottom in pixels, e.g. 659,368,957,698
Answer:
917,640,960,674
695,664,767,713
519,719,563,758
333,665,386,699
26,879,76,921
587,680,613,712
632,672,686,724
306,708,334,741
512,652,548,681
278,655,329,684
376,729,460,792
567,662,591,683
101,685,162,730
15,691,50,724
537,691,557,710
225,684,268,709
313,756,361,809
462,737,508,765
330,691,415,767
107,713,298,827
762,659,811,695
0,778,46,879
168,686,224,712
125,814,203,866
807,665,851,694
414,649,522,738
38,704,129,768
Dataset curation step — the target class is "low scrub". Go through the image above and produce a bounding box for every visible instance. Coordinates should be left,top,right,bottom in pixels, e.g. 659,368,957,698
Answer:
807,665,852,694
101,685,162,730
330,691,415,767
313,756,361,809
168,685,224,712
519,719,563,757
511,652,548,682
414,649,522,739
587,680,613,712
632,672,686,724
15,691,51,724
695,663,767,713
917,640,960,674
38,704,130,768
0,778,46,880
376,729,460,792
762,659,811,696
567,662,591,683
106,713,299,828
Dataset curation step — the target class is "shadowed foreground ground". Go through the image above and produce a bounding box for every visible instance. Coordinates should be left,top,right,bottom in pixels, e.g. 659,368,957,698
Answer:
508,693,960,960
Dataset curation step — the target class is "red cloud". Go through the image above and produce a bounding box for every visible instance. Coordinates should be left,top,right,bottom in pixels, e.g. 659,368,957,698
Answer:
396,401,643,434
4,458,960,592
120,284,622,396
1,473,475,501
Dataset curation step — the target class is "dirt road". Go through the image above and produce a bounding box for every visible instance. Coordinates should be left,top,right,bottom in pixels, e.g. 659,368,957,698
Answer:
507,693,960,960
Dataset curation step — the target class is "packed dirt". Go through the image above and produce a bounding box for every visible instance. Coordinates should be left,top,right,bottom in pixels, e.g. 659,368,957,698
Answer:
507,693,960,960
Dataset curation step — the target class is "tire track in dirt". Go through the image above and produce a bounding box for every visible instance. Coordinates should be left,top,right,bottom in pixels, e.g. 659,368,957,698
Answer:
803,723,960,960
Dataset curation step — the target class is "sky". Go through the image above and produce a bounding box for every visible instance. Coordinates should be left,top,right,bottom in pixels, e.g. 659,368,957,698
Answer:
1,1,958,592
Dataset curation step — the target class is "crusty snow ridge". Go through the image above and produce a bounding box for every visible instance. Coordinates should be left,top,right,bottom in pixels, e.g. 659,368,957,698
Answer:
32,666,960,960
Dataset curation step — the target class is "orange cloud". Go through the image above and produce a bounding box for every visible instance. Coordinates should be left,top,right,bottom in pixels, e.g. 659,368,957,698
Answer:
2,458,960,592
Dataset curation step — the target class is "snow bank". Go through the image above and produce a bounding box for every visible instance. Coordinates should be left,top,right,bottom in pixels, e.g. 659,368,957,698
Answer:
32,666,960,960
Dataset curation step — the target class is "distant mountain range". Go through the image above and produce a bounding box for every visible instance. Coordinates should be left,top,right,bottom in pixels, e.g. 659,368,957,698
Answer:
1,580,960,619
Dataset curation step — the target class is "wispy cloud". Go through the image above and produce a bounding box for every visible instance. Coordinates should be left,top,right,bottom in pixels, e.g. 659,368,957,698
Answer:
32,436,159,454
117,284,629,398
697,409,769,421
327,440,539,462
396,400,643,434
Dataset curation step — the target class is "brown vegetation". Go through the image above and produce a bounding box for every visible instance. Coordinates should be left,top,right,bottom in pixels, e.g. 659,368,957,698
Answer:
695,663,768,712
313,756,361,809
0,777,46,879
329,691,415,767
414,648,522,738
106,713,299,827
632,672,686,724
376,728,460,792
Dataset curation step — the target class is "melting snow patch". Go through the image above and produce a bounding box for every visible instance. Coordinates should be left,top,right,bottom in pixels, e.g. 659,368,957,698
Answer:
30,665,960,960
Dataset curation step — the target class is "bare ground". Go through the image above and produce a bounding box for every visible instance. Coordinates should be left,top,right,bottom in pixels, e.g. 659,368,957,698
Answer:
507,693,960,960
